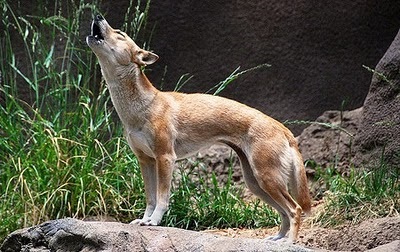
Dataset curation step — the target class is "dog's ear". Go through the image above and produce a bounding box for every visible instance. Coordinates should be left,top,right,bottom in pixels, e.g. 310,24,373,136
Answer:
134,50,159,66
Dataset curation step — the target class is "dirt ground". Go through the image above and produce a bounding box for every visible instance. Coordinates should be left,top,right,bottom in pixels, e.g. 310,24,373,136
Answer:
203,215,400,251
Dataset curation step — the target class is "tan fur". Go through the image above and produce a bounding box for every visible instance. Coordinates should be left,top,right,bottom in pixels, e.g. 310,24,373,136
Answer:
86,15,311,242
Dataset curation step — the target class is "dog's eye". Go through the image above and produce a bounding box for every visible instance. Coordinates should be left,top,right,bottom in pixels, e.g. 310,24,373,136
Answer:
116,30,125,38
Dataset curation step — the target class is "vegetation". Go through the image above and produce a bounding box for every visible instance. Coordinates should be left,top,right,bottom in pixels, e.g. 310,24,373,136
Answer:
0,0,276,242
310,159,400,227
0,0,143,240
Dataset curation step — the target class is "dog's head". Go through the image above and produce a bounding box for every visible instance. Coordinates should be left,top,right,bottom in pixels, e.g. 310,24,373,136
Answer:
86,15,158,67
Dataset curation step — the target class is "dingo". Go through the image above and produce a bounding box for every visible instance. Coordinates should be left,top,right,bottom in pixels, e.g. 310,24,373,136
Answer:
87,14,311,242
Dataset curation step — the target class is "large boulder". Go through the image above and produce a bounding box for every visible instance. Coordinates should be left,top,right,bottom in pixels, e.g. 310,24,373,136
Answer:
296,108,361,172
0,218,311,252
353,29,400,167
297,28,400,169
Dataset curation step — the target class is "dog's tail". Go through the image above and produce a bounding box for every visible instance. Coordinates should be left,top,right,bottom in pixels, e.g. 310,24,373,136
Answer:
289,144,312,215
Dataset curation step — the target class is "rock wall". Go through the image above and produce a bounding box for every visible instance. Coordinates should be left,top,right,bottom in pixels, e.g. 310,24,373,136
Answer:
138,0,400,134
296,28,400,168
4,1,400,135
354,29,400,166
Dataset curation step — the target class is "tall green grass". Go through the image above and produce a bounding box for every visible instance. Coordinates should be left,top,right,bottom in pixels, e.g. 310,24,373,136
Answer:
0,0,277,242
0,0,148,239
166,158,278,230
311,160,400,227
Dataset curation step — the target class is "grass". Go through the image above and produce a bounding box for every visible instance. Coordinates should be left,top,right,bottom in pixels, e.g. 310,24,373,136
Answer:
311,160,400,227
0,0,148,239
291,110,400,227
165,157,278,230
0,0,277,242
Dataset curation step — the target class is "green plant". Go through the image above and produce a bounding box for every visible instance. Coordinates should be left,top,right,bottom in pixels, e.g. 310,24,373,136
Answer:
0,0,148,241
207,63,271,95
0,0,277,243
165,158,279,230
362,65,395,88
283,119,354,137
312,161,400,227
170,63,271,93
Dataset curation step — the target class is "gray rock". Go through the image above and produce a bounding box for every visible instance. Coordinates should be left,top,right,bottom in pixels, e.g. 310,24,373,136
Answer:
354,28,400,167
299,217,400,251
297,28,400,169
367,240,400,252
297,108,361,171
1,218,313,252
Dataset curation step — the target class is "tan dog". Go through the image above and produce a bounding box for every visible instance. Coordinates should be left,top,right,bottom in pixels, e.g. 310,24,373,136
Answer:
86,15,311,242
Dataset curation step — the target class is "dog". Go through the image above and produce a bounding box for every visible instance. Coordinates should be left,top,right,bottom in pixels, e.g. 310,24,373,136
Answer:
86,14,311,242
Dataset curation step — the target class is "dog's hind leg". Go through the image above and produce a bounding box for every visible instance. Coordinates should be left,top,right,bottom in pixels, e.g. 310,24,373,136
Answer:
253,152,302,242
229,143,291,240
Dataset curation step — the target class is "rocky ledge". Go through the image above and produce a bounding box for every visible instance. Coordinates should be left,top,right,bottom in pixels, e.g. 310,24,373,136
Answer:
0,218,312,252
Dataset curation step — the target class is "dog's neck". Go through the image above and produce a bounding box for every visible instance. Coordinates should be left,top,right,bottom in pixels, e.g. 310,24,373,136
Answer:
100,62,158,125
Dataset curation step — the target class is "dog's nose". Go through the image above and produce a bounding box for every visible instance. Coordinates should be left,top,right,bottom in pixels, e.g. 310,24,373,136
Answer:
95,14,104,21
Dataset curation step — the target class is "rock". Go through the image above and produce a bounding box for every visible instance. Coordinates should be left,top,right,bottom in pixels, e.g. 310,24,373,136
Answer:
177,144,241,185
354,28,400,167
140,1,400,135
298,29,400,169
296,108,361,172
6,1,400,135
299,217,400,251
0,218,313,252
367,240,400,252
337,217,400,251
176,144,261,200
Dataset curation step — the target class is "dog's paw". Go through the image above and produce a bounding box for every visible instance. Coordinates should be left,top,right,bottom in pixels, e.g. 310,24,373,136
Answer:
130,219,143,225
266,235,295,244
266,234,285,241
146,219,159,226
130,217,158,226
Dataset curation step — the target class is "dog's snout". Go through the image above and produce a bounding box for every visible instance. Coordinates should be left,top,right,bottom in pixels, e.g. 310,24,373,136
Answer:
95,14,104,21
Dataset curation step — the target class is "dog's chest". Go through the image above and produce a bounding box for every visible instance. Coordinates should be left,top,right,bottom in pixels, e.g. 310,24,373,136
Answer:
126,127,154,157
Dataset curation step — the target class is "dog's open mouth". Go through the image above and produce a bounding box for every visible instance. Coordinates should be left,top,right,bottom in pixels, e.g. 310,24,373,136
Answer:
91,21,104,41
86,14,109,47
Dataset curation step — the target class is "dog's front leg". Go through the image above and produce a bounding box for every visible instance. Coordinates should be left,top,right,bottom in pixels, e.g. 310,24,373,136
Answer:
131,150,175,226
146,153,175,225
131,151,157,225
